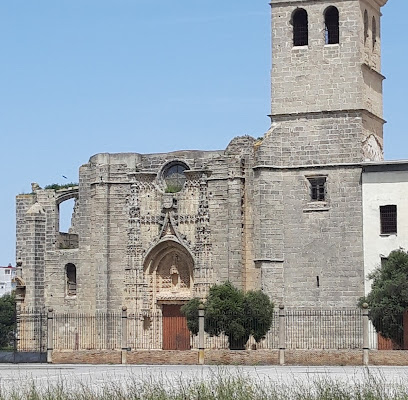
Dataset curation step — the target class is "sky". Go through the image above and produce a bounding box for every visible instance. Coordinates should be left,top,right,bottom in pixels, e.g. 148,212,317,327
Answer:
0,1,406,265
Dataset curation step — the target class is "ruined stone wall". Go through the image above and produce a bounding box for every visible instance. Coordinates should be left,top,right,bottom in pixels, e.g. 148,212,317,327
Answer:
16,137,365,313
16,195,36,264
27,144,257,316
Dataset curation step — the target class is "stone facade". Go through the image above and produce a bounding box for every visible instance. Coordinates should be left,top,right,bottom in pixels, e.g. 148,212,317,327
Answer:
16,0,390,343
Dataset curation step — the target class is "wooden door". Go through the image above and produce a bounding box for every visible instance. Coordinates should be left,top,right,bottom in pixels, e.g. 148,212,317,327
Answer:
162,304,190,350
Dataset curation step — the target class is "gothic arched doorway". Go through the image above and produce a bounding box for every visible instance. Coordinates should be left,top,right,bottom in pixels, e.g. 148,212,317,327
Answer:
144,238,194,350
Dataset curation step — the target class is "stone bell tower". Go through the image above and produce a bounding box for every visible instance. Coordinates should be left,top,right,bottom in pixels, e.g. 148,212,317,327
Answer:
269,0,388,163
253,0,389,307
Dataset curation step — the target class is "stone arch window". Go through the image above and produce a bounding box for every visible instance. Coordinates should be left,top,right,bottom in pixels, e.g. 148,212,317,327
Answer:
364,10,369,44
292,8,308,47
162,161,189,193
372,16,377,49
65,263,77,296
56,189,79,249
324,6,339,44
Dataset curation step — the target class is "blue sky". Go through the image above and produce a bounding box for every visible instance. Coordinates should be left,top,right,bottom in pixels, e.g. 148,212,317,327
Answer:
0,1,405,264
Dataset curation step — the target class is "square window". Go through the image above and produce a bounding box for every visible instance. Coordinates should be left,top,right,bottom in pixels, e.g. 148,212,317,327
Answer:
4,270,10,275
380,205,397,234
308,177,326,202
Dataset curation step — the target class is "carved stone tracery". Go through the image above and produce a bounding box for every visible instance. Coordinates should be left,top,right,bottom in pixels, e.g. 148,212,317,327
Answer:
127,183,141,256
194,174,211,256
126,168,213,311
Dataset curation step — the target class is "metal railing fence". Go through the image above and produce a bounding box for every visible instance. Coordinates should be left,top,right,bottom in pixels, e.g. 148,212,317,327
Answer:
12,307,408,352
53,312,122,350
368,312,406,350
127,313,163,350
16,308,46,352
285,308,363,350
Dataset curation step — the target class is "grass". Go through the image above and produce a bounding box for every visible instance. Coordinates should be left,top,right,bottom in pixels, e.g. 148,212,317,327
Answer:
0,369,407,400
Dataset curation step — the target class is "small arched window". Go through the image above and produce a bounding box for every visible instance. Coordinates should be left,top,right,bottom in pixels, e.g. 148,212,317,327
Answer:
372,16,377,49
364,10,369,44
324,6,339,44
293,9,308,47
66,263,77,296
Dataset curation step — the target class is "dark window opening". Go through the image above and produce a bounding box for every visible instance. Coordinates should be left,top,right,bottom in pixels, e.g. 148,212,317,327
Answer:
293,9,308,46
66,263,77,296
380,205,397,234
308,177,326,202
364,10,369,44
372,16,377,49
325,6,339,44
380,257,388,269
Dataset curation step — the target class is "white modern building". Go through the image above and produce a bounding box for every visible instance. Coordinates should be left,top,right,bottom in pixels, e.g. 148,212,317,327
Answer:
362,161,408,295
0,264,16,297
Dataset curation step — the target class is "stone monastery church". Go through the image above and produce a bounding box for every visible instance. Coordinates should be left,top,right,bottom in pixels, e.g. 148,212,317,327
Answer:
16,0,390,319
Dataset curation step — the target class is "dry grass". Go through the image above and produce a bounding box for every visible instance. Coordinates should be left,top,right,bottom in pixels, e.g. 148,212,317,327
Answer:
0,369,407,400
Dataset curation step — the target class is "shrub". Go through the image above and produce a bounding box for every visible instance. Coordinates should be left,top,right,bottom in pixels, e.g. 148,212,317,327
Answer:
44,183,78,190
182,282,274,350
0,294,16,349
360,249,408,347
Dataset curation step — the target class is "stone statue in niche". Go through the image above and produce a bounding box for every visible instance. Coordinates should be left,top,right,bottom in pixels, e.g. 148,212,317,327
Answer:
170,254,180,291
170,265,179,291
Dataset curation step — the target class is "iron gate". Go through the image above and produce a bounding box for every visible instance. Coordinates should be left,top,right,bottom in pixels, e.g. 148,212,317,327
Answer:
0,305,46,363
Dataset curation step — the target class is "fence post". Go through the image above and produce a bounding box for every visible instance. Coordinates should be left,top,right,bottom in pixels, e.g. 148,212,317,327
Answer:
121,306,128,364
47,308,53,364
279,304,285,365
362,303,369,366
198,304,205,365
404,310,408,350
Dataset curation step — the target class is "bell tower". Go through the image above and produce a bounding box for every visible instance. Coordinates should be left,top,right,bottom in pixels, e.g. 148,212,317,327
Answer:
252,0,390,307
269,0,388,163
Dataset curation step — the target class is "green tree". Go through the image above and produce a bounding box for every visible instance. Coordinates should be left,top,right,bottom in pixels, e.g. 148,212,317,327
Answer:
0,293,16,349
360,249,408,347
180,297,201,336
181,282,274,350
244,290,275,343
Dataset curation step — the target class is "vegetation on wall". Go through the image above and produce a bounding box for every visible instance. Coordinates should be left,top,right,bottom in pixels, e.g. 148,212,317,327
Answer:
0,293,16,349
44,183,78,190
165,184,182,193
360,249,408,348
181,282,274,350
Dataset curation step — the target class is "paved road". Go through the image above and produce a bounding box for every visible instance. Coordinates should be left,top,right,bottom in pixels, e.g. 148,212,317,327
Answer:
0,364,407,394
